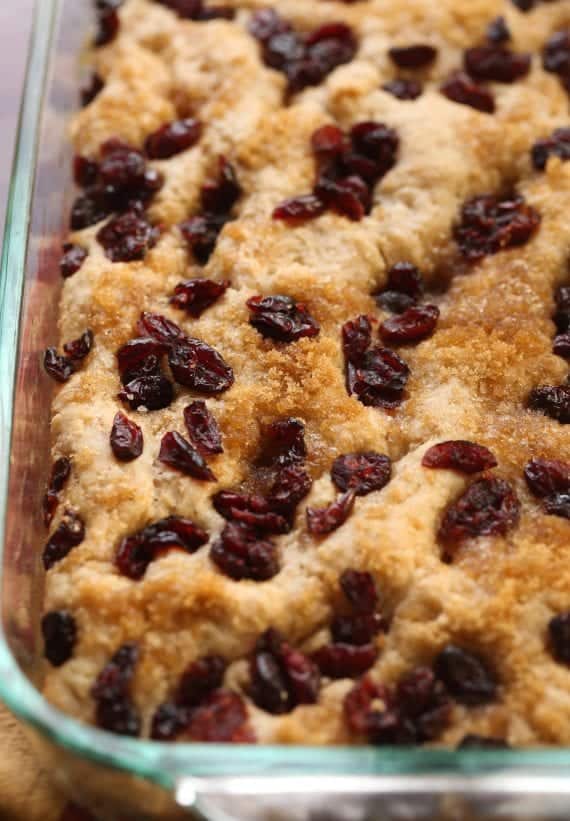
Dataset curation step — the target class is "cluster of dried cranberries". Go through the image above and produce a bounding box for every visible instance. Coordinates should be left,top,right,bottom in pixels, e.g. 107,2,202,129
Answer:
307,451,392,536
312,569,385,679
342,314,410,409
151,655,253,742
344,643,496,744
180,157,241,264
44,330,94,384
71,138,164,263
249,10,357,93
454,193,541,261
211,418,312,581
543,30,570,94
382,42,437,101
116,516,208,579
524,458,570,520
274,121,399,223
117,311,233,412
92,643,141,736
249,628,320,714
440,27,531,113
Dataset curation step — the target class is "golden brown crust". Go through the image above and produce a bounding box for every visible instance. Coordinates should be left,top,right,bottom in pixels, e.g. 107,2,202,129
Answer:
43,0,570,746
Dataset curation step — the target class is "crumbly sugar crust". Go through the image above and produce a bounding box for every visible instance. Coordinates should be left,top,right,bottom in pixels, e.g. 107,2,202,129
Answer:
43,0,570,746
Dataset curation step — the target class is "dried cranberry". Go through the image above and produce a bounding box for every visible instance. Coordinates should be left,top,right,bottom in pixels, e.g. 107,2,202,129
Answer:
97,210,159,262
543,31,570,77
379,304,439,345
331,613,384,646
268,464,312,512
247,295,320,343
524,458,569,498
344,675,391,735
487,16,511,45
349,121,399,178
438,477,520,551
214,491,290,534
137,311,185,345
176,655,227,707
346,346,410,408
42,610,77,667
186,690,253,742
440,71,495,114
458,734,510,748
528,385,570,424
273,194,326,223
553,333,570,358
395,667,452,742
340,568,378,612
159,431,216,481
63,329,93,361
180,213,230,263
258,417,307,467
342,315,372,362
110,412,143,461
168,338,234,394
94,4,120,47
422,441,497,474
81,72,104,107
44,348,75,383
74,155,99,188
119,373,174,411
531,128,570,171
210,521,279,581
150,702,188,741
549,612,570,665
383,78,423,100
524,458,570,519
116,337,167,379
313,175,368,220
554,286,570,333
91,642,141,737
201,157,242,214
388,44,437,69
145,118,202,160
248,8,291,42
184,401,223,455
60,244,88,278
434,644,497,705
170,278,229,317
43,510,85,570
374,262,424,313
43,457,71,528
464,46,531,83
306,490,356,535
69,189,109,230
511,0,534,10
454,193,540,260
312,642,377,678
116,516,208,579
311,124,349,159
331,452,392,496
99,140,146,191
249,629,320,714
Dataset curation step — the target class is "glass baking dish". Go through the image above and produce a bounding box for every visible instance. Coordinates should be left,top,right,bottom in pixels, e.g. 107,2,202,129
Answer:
1,1,570,818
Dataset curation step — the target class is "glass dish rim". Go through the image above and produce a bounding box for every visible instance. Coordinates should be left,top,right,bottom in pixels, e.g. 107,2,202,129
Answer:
1,0,570,797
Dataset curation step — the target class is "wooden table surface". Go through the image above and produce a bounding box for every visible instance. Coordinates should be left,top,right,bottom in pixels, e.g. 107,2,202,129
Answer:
0,3,82,819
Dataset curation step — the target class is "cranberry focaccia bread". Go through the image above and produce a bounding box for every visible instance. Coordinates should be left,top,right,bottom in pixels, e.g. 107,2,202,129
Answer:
40,0,570,748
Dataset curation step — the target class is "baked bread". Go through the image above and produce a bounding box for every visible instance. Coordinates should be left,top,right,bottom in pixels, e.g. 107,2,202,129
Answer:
40,0,570,748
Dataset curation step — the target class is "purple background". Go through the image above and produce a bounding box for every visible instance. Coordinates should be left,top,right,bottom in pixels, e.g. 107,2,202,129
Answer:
0,2,35,235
